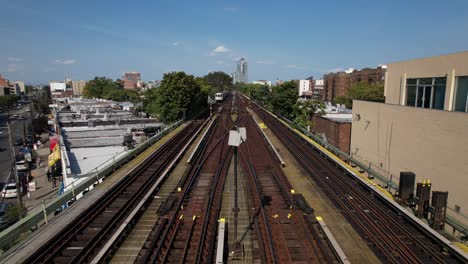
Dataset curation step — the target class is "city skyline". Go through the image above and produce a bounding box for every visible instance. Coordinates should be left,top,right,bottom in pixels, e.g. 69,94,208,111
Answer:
1,0,468,83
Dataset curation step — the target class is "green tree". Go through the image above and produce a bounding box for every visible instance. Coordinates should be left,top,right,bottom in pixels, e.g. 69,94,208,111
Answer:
294,99,325,128
145,72,206,123
83,77,119,99
0,95,20,110
203,71,232,94
269,81,298,118
335,96,352,109
236,83,270,106
336,82,384,108
5,203,26,223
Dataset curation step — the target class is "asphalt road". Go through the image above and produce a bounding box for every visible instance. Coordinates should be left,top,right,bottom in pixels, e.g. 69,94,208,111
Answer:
0,106,33,186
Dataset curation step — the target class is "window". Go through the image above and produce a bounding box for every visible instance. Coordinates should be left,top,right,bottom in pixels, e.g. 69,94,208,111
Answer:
406,77,446,110
454,76,468,112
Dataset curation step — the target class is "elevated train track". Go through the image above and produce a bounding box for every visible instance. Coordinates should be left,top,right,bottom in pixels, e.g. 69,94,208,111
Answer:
249,96,467,264
23,122,202,264
20,92,447,263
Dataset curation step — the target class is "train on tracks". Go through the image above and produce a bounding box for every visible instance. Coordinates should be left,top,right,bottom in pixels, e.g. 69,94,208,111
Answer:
215,91,229,102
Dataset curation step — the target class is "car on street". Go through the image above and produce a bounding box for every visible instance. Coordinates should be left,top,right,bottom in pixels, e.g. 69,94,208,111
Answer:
16,160,29,171
10,114,19,120
1,183,22,198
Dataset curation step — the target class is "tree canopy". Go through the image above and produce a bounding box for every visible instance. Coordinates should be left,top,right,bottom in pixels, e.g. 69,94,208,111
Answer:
294,99,326,128
83,77,138,102
203,71,232,94
269,81,298,118
335,81,384,108
145,72,206,123
0,95,20,110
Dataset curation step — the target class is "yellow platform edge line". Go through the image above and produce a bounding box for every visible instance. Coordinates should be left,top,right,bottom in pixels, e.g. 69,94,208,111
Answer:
274,115,395,201
454,242,468,253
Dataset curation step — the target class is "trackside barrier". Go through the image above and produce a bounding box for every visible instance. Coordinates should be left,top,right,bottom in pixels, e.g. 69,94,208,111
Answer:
0,119,184,252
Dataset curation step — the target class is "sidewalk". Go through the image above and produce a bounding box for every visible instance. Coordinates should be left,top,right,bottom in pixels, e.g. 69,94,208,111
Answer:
24,140,58,212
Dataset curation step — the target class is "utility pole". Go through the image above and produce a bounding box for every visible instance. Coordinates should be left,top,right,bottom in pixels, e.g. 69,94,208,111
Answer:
29,102,35,142
7,119,24,215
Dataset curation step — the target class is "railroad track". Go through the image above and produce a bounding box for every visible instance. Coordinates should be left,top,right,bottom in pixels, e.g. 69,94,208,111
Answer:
237,99,338,263
24,121,201,264
137,97,240,263
250,100,465,264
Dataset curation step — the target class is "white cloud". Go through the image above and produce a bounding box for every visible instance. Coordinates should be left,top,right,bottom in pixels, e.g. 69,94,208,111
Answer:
210,45,231,56
55,59,76,65
256,60,276,65
8,57,22,62
216,60,224,65
286,64,298,69
172,41,180,46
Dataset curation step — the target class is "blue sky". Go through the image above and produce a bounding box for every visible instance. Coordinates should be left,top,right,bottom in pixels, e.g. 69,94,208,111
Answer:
1,0,467,84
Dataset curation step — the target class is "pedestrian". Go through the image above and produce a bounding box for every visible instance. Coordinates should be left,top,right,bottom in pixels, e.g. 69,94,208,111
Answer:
52,176,57,188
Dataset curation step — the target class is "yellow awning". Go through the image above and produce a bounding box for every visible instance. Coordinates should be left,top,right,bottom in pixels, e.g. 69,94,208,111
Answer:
48,148,61,166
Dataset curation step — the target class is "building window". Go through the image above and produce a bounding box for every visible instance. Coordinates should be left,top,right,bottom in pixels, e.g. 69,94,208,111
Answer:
406,77,446,110
454,76,468,112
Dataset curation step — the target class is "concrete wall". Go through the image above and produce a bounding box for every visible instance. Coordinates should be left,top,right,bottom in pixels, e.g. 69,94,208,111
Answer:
351,100,468,212
385,51,468,110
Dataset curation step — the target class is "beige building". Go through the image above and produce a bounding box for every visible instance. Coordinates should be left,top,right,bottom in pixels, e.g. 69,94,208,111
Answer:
11,81,25,93
71,80,87,97
351,51,468,215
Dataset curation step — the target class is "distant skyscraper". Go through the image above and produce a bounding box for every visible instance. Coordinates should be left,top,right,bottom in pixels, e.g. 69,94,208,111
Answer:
234,58,248,84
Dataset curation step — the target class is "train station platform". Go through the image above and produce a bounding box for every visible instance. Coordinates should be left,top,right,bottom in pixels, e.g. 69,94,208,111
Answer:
0,124,187,264
249,110,381,263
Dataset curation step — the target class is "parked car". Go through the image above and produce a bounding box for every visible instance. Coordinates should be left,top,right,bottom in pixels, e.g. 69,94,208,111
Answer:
10,114,19,120
16,160,29,171
1,183,23,198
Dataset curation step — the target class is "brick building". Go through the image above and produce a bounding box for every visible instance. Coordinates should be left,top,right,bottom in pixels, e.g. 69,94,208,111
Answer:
312,79,324,100
323,72,350,102
123,72,141,89
312,115,351,154
323,66,386,102
0,74,10,87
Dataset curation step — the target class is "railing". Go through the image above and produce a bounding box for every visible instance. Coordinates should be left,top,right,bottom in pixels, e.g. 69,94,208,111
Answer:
0,119,184,252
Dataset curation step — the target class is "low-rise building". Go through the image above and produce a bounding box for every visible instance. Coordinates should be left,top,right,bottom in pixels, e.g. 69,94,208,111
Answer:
312,114,352,154
123,72,141,89
350,51,468,215
71,80,87,97
11,81,25,94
